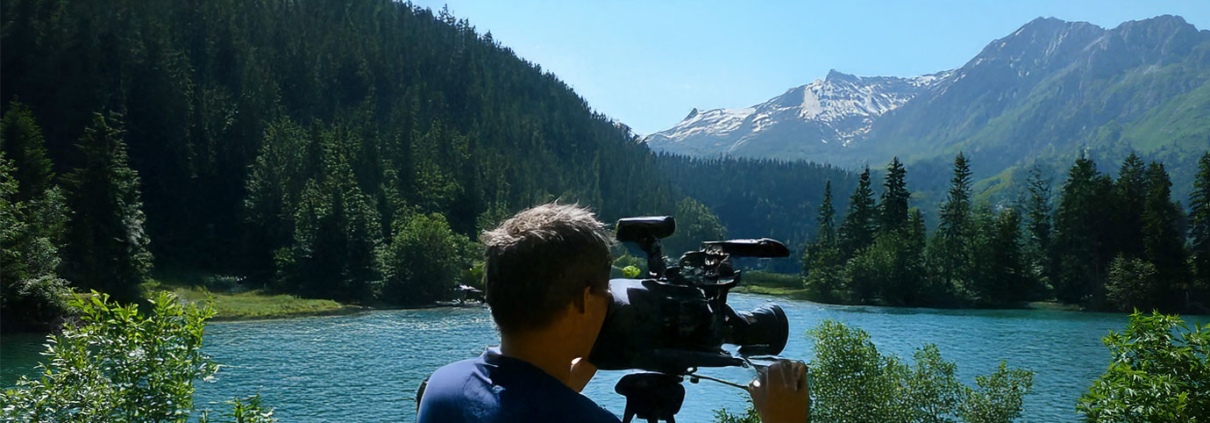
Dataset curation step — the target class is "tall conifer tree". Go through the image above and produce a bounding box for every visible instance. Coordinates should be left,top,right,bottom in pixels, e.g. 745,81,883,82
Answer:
1190,152,1210,297
1141,162,1188,310
0,102,54,203
879,157,910,235
839,167,876,260
1053,156,1102,305
804,180,844,298
937,153,973,288
1114,153,1148,259
817,180,836,245
61,113,153,302
1024,166,1053,284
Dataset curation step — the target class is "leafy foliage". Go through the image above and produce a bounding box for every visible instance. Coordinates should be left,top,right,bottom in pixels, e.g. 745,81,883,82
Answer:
0,291,280,422
0,291,216,422
716,320,1034,423
1078,311,1210,422
381,213,473,305
200,396,279,423
1105,256,1161,312
664,197,728,258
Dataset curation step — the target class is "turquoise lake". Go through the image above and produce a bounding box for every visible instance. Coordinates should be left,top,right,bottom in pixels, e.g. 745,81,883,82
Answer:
3,293,1205,422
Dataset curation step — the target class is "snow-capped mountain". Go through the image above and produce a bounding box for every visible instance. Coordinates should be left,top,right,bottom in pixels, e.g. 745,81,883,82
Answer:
644,70,950,162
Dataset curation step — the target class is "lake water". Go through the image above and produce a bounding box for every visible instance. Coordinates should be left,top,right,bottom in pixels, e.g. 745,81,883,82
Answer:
3,293,1205,422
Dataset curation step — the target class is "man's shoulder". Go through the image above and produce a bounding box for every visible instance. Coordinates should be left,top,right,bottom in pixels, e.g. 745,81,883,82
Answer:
418,353,620,423
429,356,483,382
417,357,490,423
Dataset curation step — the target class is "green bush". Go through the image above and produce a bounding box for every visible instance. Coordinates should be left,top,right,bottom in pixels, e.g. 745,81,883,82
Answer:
0,291,277,423
200,395,278,423
381,213,472,304
1104,256,1161,312
1078,311,1209,422
717,320,1034,423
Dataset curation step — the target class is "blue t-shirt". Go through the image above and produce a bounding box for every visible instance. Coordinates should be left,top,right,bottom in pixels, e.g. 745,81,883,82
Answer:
417,347,621,423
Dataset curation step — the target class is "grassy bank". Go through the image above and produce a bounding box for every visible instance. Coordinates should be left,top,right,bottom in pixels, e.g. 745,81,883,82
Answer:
734,271,820,302
143,280,360,321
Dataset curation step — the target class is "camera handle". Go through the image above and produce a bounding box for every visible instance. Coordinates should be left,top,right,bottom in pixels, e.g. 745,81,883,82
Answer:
633,235,667,279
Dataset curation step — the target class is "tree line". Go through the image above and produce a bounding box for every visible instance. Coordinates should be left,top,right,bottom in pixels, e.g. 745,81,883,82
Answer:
803,151,1210,312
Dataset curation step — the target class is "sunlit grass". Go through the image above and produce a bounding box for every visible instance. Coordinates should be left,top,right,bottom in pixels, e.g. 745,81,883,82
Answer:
143,280,358,321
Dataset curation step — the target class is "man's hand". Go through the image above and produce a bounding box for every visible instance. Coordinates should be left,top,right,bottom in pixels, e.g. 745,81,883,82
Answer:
569,357,597,392
747,360,810,423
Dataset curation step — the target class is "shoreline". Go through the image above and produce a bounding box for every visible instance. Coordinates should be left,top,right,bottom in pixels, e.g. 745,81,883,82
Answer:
734,281,1087,313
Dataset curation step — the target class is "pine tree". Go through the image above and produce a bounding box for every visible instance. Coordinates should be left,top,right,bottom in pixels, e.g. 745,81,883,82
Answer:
1024,166,1053,290
1191,152,1210,300
936,153,973,290
839,167,876,260
1141,162,1188,310
0,101,55,204
817,180,836,245
275,129,383,303
904,208,928,305
972,207,1027,306
1053,156,1102,305
804,180,843,300
61,113,153,302
879,157,910,235
1113,153,1148,259
243,118,309,282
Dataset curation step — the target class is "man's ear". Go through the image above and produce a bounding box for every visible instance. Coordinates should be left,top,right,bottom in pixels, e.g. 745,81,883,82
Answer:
572,286,589,314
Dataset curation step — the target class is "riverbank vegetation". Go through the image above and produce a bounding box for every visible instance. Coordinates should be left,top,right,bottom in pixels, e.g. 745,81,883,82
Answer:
714,312,1209,423
0,292,277,422
801,152,1210,313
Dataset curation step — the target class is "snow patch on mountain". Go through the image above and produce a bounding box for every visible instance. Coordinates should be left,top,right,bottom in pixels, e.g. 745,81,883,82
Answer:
645,69,952,158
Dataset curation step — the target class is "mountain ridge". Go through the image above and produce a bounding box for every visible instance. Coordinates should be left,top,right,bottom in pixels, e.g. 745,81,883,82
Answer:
645,15,1210,204
645,69,950,163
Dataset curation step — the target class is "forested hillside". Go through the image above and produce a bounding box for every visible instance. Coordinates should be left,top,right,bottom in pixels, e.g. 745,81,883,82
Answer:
0,0,847,327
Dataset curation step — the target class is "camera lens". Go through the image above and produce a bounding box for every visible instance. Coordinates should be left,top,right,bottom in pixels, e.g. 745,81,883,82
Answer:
728,303,789,356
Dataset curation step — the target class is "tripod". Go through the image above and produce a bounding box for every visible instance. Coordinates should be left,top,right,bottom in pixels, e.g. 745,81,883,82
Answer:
615,373,686,423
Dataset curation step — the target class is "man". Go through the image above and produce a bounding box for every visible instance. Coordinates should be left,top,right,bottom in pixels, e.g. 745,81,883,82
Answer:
417,203,810,423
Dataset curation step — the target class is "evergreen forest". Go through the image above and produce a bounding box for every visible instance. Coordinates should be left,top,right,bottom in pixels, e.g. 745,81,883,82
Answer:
802,152,1210,313
0,0,846,330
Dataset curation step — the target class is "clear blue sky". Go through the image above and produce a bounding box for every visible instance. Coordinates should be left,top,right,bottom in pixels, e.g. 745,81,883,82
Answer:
410,0,1210,136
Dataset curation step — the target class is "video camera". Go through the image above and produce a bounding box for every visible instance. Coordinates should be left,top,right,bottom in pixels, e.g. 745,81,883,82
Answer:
590,216,792,423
